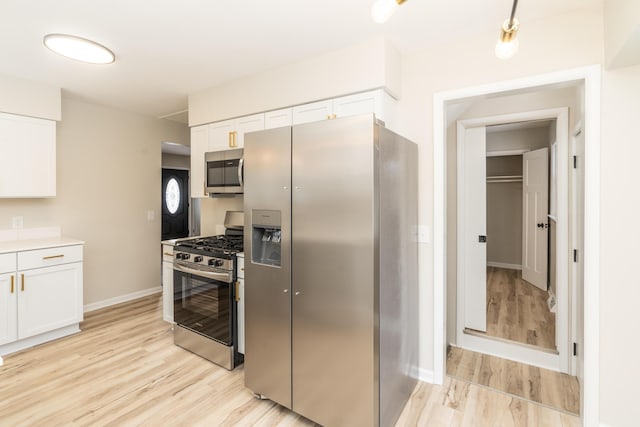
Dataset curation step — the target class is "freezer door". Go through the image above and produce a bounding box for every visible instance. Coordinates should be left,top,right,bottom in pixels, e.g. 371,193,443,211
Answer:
292,114,377,427
243,126,293,409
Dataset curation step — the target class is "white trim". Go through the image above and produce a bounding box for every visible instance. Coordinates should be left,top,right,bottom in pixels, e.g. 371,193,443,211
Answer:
0,355,3,365
83,286,162,313
433,65,600,426
414,367,434,384
487,262,522,270
0,324,80,356
486,149,528,157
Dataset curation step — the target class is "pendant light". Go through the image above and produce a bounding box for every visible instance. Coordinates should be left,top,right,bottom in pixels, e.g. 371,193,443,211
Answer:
495,0,520,59
44,34,115,64
371,0,407,24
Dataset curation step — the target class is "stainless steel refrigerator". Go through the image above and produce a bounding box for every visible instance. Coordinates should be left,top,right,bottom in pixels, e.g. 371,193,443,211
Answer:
243,114,418,427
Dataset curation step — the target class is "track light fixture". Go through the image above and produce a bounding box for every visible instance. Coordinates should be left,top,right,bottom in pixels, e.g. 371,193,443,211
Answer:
495,0,520,59
371,0,407,24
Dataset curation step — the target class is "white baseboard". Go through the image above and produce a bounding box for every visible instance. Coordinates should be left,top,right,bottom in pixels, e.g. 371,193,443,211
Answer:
412,367,434,384
84,286,161,313
487,262,522,270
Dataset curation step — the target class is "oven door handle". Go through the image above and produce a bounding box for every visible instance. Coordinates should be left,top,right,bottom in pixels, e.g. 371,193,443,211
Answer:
174,263,232,283
238,157,244,190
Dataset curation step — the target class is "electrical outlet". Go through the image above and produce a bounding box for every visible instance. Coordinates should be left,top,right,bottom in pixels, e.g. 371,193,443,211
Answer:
147,210,155,221
11,216,23,229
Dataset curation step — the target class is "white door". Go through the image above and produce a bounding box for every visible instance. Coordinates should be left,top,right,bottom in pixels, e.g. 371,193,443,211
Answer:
190,125,209,198
522,147,549,290
0,273,17,345
460,126,487,332
235,113,265,148
292,100,333,125
572,127,585,381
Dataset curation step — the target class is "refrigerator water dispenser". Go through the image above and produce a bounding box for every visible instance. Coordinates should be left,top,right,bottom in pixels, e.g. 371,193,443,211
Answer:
251,209,282,267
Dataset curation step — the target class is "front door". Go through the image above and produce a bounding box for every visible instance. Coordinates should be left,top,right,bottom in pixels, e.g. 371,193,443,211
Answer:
522,147,549,290
162,169,189,240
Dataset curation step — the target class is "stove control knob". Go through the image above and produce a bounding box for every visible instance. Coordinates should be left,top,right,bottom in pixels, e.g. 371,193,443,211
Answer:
194,256,203,263
182,253,190,260
215,260,224,267
208,259,217,266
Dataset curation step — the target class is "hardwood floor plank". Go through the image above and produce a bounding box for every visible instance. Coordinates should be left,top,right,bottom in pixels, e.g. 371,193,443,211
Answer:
0,295,580,426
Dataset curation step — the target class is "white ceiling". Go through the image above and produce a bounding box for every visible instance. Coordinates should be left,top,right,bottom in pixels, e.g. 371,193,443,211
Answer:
0,0,601,121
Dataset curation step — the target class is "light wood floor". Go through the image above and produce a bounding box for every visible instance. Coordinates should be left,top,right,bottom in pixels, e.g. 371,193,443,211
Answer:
446,346,580,415
473,267,556,351
0,295,581,426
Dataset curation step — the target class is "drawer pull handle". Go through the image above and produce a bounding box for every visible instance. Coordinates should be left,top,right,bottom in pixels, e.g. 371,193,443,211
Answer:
10,275,14,294
21,273,24,292
43,254,65,260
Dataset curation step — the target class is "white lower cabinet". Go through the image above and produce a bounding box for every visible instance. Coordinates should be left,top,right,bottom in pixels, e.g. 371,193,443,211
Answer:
0,272,17,345
237,254,245,355
18,262,83,339
162,244,174,323
0,244,84,354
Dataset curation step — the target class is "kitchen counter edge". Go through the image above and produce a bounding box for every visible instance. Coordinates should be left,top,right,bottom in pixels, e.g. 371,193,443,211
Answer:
0,236,85,254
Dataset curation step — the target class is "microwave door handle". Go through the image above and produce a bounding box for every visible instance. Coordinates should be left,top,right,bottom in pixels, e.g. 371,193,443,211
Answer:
238,157,244,189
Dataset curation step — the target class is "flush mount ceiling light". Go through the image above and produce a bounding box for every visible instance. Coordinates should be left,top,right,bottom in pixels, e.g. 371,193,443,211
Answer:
495,0,520,60
43,34,115,64
371,0,407,24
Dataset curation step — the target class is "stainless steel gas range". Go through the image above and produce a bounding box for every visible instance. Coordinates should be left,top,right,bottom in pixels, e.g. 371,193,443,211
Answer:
172,212,244,370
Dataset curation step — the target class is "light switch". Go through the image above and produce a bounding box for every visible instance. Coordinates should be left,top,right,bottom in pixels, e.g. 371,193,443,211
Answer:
417,225,430,244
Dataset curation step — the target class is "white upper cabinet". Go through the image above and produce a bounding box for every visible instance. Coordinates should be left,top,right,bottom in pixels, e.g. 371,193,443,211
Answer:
265,108,293,129
235,113,265,148
209,114,265,152
292,100,334,125
208,119,236,152
0,112,56,198
291,90,396,129
190,125,209,198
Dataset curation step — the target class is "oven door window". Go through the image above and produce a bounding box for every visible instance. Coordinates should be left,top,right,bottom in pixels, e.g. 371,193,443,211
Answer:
174,270,232,345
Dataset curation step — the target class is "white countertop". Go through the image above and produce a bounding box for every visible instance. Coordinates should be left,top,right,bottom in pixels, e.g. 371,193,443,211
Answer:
0,236,84,254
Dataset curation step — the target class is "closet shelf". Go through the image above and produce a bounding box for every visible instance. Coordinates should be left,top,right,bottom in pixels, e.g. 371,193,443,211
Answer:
486,175,523,183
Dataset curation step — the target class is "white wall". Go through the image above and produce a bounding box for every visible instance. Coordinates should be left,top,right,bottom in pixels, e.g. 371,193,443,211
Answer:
599,63,640,427
188,38,401,126
0,73,61,120
604,0,640,69
0,97,189,305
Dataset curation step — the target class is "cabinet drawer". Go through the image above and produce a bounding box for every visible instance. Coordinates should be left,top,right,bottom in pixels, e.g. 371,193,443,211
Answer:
0,252,16,274
18,245,83,271
237,255,244,279
162,244,174,262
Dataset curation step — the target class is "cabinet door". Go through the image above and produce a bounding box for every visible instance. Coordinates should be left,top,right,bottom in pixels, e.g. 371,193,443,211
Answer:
17,263,83,340
0,113,56,198
190,125,209,198
235,113,265,148
265,109,292,130
292,100,333,125
237,277,244,354
0,273,17,346
162,260,174,323
208,119,236,151
332,89,396,129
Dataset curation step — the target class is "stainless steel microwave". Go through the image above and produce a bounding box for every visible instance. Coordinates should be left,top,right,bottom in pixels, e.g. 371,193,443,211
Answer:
205,148,244,195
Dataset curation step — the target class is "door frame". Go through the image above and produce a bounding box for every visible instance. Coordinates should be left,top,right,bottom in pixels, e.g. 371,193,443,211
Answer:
456,108,569,373
433,65,600,426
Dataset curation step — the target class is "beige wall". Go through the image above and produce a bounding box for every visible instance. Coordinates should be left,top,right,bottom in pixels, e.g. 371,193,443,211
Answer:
200,197,244,236
600,63,640,426
0,97,189,305
0,73,61,120
162,153,190,170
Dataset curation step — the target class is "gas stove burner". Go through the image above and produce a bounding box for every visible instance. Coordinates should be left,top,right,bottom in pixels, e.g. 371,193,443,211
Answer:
175,234,244,256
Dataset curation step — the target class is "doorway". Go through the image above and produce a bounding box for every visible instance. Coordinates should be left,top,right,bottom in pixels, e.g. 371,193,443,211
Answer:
432,65,601,425
456,111,568,373
161,168,189,240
